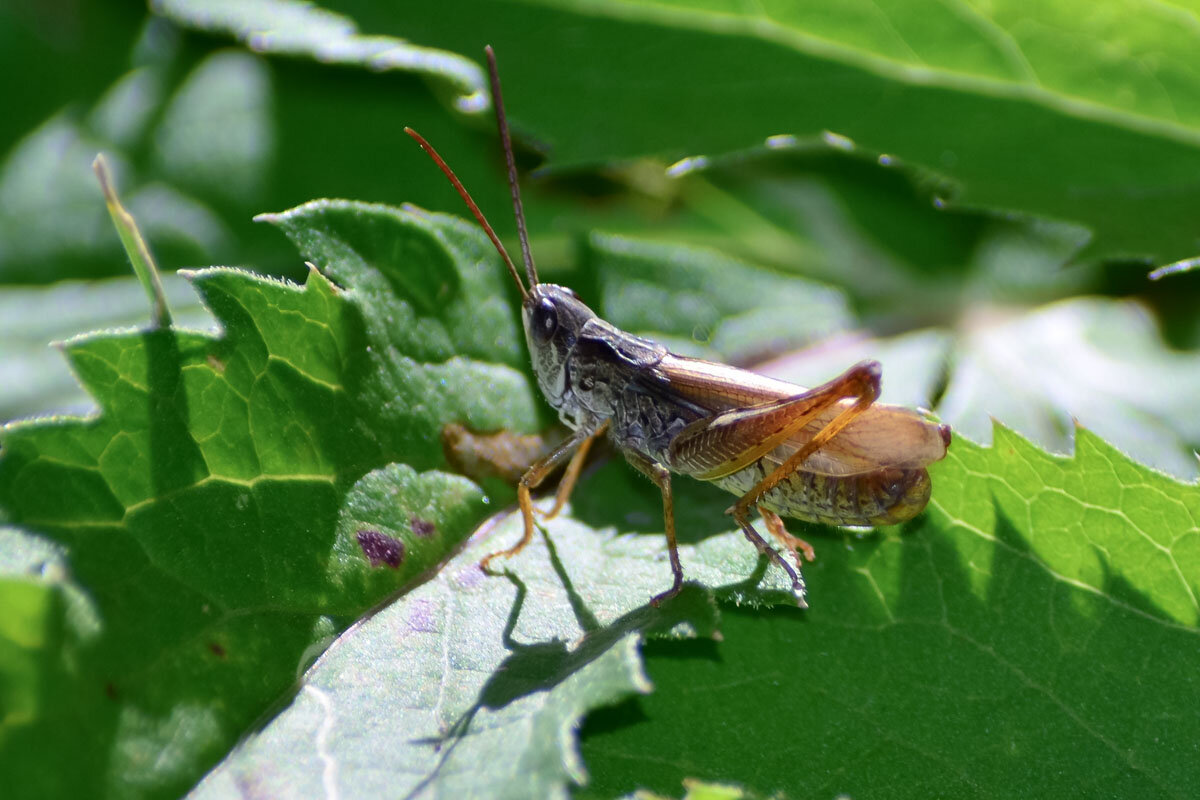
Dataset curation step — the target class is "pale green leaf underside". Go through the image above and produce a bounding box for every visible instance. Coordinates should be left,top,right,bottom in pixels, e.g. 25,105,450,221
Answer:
940,297,1200,479
190,497,794,800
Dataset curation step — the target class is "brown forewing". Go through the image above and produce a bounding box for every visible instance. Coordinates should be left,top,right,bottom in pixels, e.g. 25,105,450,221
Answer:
649,353,950,477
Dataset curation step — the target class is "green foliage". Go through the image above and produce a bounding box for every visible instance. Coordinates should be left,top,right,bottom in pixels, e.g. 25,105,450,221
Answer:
0,275,211,421
189,511,795,799
582,427,1200,799
0,204,540,798
581,234,852,362
323,0,1200,265
2,1,1199,798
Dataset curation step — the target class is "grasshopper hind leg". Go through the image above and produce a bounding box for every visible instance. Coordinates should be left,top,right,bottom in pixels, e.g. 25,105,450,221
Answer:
759,505,816,566
730,508,808,607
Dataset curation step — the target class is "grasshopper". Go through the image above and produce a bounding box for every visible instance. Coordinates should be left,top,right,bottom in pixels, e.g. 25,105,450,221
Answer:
406,46,951,607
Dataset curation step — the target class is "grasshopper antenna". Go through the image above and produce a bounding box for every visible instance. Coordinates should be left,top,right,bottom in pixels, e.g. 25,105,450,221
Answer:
484,45,539,288
404,127,529,300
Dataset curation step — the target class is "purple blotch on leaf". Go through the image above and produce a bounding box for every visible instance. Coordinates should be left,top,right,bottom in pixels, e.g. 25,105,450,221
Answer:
357,528,405,568
208,642,227,658
410,516,436,538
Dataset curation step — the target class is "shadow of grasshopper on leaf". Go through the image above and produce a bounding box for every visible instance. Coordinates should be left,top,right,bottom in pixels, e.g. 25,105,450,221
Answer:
405,525,719,798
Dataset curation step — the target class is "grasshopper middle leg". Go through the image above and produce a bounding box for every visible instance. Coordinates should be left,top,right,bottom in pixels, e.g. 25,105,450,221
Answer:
622,450,684,607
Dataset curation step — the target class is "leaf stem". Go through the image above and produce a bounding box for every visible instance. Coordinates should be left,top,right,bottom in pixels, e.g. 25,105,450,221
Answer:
92,153,172,328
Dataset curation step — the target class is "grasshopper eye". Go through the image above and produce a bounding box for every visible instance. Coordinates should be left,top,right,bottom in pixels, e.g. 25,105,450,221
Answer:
532,297,558,342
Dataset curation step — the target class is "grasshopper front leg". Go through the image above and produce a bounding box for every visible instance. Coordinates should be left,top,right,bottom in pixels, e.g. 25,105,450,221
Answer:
543,420,609,520
481,424,603,574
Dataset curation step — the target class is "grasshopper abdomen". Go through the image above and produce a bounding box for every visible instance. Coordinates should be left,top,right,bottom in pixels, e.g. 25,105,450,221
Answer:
714,460,932,528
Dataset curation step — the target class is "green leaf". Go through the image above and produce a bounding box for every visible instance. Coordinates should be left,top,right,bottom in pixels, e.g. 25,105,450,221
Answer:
579,425,1200,798
88,67,165,152
151,0,487,112
684,146,1094,308
152,50,273,203
581,233,851,363
190,496,795,799
0,94,230,284
0,527,105,797
0,202,543,798
256,200,543,440
0,274,211,422
314,0,1200,265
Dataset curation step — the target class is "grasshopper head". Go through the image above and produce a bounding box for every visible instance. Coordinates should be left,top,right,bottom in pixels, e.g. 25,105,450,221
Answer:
522,283,596,409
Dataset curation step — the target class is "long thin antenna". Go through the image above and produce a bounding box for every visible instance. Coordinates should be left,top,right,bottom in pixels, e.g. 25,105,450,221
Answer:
404,127,529,299
484,45,539,287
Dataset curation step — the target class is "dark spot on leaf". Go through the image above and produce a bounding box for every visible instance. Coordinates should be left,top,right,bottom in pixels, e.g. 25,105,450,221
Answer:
207,354,226,373
356,529,404,568
410,516,436,538
105,681,118,700
208,641,227,658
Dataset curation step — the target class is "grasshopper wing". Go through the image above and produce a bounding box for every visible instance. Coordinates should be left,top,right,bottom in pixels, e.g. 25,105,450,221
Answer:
782,401,950,477
649,353,949,478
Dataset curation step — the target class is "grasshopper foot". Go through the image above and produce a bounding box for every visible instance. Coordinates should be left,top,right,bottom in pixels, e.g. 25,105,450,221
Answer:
650,551,686,608
479,543,524,575
650,578,683,608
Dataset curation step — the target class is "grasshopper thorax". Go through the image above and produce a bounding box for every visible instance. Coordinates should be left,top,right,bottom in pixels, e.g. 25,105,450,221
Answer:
522,283,597,414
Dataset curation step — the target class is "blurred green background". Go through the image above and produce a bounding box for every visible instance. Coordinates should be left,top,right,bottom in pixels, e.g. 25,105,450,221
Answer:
7,0,1200,482
4,0,1200,482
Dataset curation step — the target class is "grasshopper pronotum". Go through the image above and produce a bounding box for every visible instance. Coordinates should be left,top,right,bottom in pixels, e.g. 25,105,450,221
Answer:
406,47,951,607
